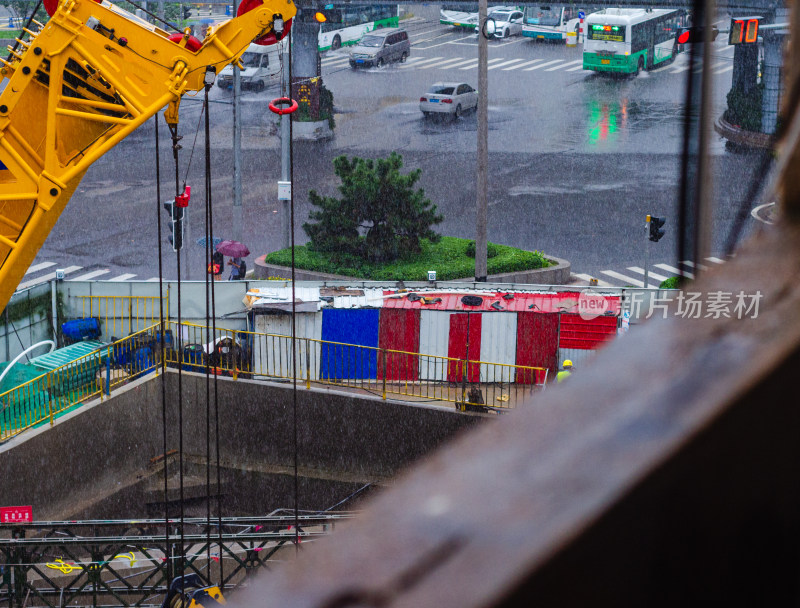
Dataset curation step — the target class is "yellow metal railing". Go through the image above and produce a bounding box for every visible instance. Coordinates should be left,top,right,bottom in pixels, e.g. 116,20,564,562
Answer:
0,325,162,441
0,319,548,441
77,294,169,340
172,323,548,411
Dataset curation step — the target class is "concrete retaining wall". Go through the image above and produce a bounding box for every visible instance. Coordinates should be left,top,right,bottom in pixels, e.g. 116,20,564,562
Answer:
254,254,571,285
0,371,482,519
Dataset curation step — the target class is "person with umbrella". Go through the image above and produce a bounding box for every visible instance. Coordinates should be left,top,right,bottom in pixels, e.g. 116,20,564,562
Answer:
215,240,250,280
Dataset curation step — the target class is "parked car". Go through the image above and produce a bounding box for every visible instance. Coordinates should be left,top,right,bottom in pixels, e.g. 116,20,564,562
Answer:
487,8,524,38
349,28,410,69
419,82,478,119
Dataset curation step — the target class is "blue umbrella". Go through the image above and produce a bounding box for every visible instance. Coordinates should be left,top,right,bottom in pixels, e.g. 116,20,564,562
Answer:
196,236,224,248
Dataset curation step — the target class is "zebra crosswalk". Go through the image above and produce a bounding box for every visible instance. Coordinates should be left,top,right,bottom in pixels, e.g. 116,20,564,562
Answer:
573,257,726,289
321,51,734,76
16,262,154,290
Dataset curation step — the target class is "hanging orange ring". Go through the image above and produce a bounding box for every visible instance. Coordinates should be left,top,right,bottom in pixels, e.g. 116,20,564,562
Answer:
269,97,299,115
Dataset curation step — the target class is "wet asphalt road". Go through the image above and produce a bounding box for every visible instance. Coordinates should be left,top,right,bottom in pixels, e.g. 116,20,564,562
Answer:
32,10,764,283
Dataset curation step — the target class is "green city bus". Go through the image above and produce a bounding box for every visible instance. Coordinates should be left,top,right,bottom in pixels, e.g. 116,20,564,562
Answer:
583,8,684,75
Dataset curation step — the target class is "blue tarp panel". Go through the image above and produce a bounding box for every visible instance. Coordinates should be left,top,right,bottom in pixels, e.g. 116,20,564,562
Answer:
320,309,380,380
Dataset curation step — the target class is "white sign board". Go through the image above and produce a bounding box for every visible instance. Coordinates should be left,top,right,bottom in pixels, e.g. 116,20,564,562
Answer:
278,181,291,201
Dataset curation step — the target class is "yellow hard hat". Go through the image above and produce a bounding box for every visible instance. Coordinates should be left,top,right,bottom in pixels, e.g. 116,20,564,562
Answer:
563,359,573,368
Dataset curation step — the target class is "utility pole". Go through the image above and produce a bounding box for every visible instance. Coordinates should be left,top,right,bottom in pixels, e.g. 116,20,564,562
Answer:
232,0,243,242
475,0,488,282
158,0,164,20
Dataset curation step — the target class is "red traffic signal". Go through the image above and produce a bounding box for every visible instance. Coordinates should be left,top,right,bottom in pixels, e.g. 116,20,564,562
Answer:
677,26,719,44
729,17,761,45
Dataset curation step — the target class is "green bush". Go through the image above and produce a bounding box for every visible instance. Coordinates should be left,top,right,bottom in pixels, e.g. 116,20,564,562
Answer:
659,276,680,289
265,236,551,281
725,86,762,131
465,240,499,259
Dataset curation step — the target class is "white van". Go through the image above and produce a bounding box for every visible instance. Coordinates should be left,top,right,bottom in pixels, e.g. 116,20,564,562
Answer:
217,43,282,92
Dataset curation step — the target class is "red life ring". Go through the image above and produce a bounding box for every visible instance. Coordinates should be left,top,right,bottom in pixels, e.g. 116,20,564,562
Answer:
269,97,298,115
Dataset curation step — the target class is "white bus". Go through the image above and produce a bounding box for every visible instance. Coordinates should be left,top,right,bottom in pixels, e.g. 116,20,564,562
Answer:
583,8,684,75
522,5,597,42
318,5,399,52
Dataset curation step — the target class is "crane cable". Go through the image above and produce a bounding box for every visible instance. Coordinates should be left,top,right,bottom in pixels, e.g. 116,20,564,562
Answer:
165,116,187,596
202,69,225,590
154,113,172,587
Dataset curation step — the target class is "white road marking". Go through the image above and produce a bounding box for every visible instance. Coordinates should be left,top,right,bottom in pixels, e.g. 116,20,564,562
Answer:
415,33,478,49
566,64,587,72
400,56,444,68
459,57,506,69
418,57,472,69
17,266,82,290
572,273,615,287
108,273,137,282
600,270,652,288
655,263,694,279
487,58,526,70
70,269,111,281
523,59,564,71
681,260,708,271
25,262,56,275
670,61,697,73
751,201,776,225
444,58,483,69
627,267,671,282
502,58,543,70
545,59,581,71
694,61,727,73
706,257,726,264
714,65,733,74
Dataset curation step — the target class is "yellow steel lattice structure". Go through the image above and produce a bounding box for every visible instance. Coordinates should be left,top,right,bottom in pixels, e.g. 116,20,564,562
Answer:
0,0,296,311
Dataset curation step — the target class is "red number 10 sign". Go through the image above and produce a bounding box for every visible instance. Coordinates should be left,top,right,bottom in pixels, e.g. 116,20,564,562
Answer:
729,18,760,45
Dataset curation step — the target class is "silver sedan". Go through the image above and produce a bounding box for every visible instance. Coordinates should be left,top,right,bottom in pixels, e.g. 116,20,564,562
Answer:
419,82,478,120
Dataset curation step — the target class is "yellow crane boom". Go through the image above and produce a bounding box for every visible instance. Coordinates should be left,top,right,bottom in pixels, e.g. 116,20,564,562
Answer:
0,0,296,312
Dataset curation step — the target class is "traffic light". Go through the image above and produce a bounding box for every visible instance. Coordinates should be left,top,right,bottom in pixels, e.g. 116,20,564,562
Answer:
729,17,761,45
182,5,192,20
648,215,666,242
298,3,332,23
163,200,185,252
677,26,719,44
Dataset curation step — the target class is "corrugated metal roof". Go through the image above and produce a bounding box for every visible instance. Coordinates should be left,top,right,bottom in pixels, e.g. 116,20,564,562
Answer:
246,287,389,311
381,290,622,314
29,340,107,371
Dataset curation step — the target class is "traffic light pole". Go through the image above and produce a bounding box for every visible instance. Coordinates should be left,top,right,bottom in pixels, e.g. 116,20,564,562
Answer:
475,0,488,282
232,0,243,243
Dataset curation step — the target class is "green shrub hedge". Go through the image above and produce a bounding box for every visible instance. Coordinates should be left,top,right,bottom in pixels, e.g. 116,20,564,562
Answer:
264,237,551,281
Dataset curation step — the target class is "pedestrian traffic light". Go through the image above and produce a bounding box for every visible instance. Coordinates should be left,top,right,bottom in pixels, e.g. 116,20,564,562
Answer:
182,6,192,20
163,200,185,252
648,215,666,242
729,17,761,45
677,26,719,44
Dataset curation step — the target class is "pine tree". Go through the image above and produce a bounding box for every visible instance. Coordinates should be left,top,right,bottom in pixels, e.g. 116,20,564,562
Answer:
303,153,442,262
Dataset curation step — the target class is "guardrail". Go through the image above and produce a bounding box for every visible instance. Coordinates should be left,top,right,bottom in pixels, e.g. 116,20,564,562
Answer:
172,322,548,411
0,325,162,441
0,320,548,442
